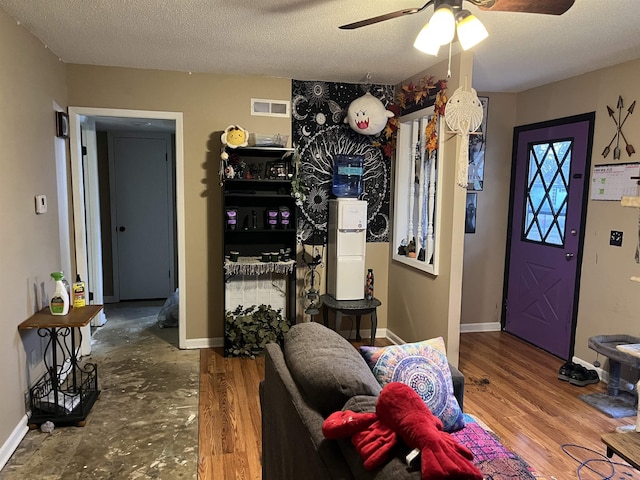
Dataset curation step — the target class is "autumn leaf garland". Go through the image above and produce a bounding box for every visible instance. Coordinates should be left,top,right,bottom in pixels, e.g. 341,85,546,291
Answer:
375,76,447,158
396,76,447,112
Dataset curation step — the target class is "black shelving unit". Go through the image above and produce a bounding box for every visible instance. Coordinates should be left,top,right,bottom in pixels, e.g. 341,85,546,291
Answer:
222,147,297,353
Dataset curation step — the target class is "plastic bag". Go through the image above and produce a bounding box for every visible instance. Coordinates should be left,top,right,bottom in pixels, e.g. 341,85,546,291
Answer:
158,289,179,328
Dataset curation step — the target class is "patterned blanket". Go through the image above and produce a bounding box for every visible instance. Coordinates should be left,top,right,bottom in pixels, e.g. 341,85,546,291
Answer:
450,415,543,480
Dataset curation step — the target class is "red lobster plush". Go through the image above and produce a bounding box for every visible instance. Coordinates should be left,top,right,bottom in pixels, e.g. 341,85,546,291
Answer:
322,382,482,480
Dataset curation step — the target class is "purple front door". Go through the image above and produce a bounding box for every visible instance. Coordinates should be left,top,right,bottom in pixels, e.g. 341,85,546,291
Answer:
504,113,594,359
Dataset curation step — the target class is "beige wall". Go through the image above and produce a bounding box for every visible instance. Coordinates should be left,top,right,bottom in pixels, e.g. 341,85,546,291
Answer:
461,93,516,326
0,7,68,453
66,66,392,340
461,58,640,364
67,66,292,341
516,58,640,362
387,51,474,366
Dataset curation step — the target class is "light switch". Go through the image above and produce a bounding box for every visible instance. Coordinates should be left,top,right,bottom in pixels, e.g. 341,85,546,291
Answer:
35,195,47,214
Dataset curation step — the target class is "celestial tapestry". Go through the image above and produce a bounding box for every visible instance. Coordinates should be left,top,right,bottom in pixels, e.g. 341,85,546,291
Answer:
291,80,395,244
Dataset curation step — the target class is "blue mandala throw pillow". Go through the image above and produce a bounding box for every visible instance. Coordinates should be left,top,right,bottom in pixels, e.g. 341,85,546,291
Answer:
360,338,465,432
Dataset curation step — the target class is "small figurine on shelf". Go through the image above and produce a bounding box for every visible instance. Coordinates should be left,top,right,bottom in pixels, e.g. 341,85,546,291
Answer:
407,238,417,258
365,269,374,300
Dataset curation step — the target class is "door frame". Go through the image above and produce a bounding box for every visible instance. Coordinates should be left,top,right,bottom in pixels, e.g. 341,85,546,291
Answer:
501,112,595,359
69,107,187,349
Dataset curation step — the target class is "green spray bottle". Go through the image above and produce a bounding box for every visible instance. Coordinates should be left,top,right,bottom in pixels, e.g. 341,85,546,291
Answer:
50,272,70,315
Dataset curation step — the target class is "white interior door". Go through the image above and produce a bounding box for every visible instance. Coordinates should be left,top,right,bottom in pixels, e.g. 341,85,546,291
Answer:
109,132,174,300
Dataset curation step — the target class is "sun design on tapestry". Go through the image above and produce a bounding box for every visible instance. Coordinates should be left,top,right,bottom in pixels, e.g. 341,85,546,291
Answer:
307,185,329,214
306,82,330,107
292,80,393,244
297,125,389,243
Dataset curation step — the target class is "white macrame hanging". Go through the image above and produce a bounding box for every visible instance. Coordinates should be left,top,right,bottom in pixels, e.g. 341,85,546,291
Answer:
444,85,484,187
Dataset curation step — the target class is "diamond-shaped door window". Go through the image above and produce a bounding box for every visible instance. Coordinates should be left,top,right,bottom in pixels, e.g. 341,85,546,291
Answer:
524,140,572,246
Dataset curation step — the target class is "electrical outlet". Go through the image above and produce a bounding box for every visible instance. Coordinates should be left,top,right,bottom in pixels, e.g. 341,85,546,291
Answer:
610,230,623,247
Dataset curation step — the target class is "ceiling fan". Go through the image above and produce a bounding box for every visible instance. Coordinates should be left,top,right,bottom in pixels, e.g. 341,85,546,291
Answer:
339,0,575,30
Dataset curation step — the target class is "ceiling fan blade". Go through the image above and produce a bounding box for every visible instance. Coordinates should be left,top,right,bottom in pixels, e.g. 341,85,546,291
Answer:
339,1,434,30
479,0,575,15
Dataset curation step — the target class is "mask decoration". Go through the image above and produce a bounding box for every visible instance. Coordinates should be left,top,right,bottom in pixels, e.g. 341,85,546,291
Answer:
344,92,394,136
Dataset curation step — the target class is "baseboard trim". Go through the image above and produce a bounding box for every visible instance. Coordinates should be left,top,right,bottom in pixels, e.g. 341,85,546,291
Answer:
460,322,501,333
385,329,404,345
184,337,223,349
0,415,29,471
185,327,392,350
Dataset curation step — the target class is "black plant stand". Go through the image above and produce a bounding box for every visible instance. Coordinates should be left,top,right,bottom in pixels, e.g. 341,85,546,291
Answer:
18,305,103,428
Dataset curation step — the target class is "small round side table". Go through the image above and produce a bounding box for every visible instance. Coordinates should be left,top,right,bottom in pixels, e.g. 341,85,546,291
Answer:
320,294,381,345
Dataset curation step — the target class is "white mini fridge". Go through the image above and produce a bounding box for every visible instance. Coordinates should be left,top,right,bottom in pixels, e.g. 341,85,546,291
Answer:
327,199,367,300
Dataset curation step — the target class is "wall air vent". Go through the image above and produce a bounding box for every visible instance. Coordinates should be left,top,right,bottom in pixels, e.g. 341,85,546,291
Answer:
251,98,290,118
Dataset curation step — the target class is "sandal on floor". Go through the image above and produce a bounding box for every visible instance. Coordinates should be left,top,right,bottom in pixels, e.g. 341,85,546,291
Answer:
557,361,575,382
568,364,600,387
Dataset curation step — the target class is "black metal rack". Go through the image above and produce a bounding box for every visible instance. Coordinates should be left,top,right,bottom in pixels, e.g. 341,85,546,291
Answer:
18,305,103,428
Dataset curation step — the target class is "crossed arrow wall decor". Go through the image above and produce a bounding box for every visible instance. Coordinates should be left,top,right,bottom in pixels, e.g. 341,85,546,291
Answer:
602,95,636,159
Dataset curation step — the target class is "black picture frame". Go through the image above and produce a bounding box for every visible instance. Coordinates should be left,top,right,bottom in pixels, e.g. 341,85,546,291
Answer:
465,193,477,234
467,96,489,191
56,111,69,138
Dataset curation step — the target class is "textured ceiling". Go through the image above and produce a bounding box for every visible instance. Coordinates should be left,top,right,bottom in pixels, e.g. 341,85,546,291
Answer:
1,0,640,93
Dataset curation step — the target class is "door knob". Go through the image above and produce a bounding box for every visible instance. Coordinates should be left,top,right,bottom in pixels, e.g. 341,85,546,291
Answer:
119,226,126,232
565,252,574,260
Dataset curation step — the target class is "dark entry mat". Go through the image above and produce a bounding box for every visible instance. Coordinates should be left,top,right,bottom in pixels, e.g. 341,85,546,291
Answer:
578,391,637,418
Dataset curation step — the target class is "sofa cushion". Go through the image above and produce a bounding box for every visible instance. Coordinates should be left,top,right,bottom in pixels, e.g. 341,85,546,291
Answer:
343,394,378,414
359,337,465,432
284,322,382,416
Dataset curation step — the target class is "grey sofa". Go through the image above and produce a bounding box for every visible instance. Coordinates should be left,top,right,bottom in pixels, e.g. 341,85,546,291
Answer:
260,321,465,480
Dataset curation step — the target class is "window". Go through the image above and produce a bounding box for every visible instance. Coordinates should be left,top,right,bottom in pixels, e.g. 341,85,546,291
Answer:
250,98,290,118
392,107,443,275
524,140,572,246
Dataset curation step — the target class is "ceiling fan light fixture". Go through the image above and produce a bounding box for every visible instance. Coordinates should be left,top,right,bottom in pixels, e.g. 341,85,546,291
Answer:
427,4,456,45
414,22,441,55
455,10,489,50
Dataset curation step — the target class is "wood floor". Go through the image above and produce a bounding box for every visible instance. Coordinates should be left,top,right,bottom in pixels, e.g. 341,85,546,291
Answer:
198,331,637,479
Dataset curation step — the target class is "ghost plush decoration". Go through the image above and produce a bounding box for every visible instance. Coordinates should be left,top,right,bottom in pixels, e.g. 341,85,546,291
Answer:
221,124,249,149
344,92,394,136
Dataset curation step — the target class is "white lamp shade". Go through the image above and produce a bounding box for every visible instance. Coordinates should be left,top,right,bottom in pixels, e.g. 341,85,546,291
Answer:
456,11,489,50
427,5,456,46
414,23,441,55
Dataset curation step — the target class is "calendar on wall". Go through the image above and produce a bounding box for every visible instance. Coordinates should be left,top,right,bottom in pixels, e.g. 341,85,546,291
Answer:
590,163,640,201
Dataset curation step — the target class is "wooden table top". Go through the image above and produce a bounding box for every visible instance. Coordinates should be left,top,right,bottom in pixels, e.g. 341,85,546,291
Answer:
18,305,103,330
320,294,381,310
601,430,640,470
